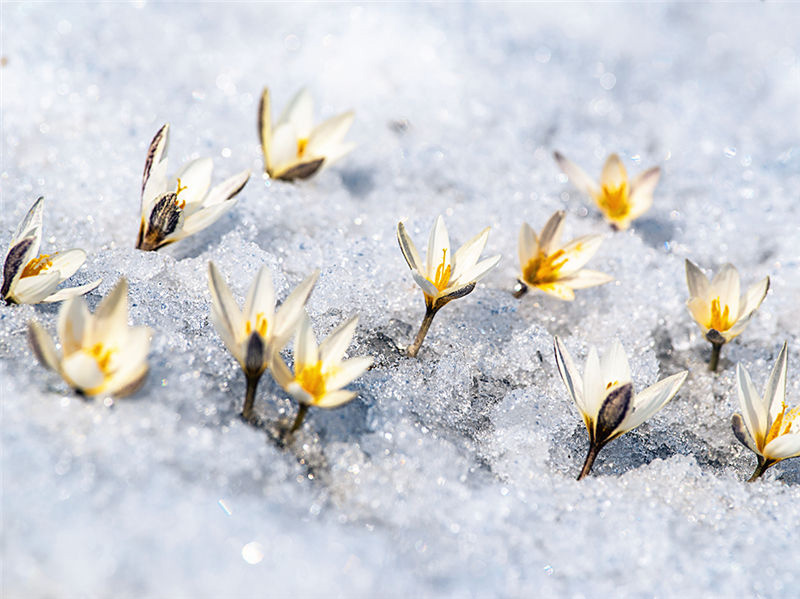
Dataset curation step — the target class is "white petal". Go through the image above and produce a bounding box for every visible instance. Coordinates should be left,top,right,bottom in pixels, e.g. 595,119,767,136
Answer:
453,254,501,287
601,340,632,387
583,346,604,417
8,271,61,304
12,196,44,249
45,248,87,281
739,276,769,320
736,363,766,448
763,434,800,460
207,262,242,341
294,315,318,371
620,371,687,432
178,201,235,238
172,158,214,207
318,315,358,365
452,227,489,278
536,282,575,301
325,356,372,391
561,269,613,290
764,342,789,428
58,296,90,354
425,215,450,278
268,122,299,174
259,88,273,171
278,88,314,138
518,222,538,270
538,210,565,256
318,141,355,167
103,362,149,398
244,266,276,327
557,234,605,276
397,221,422,271
106,326,151,381
600,154,628,189
315,390,357,409
306,111,354,158
553,152,599,198
685,259,710,300
269,352,295,390
61,351,105,393
141,124,170,207
411,270,440,298
92,279,130,346
28,320,60,371
553,336,586,416
687,297,710,331
627,166,660,220
710,264,740,317
41,279,101,303
272,270,319,343
202,169,250,209
210,308,243,364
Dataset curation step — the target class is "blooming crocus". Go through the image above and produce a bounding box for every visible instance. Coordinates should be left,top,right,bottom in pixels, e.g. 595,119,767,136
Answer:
259,87,354,181
514,210,612,301
270,314,372,437
732,342,800,481
397,215,500,357
554,336,688,480
2,197,100,304
136,124,251,251
554,152,660,230
27,279,151,397
207,261,318,422
685,259,769,371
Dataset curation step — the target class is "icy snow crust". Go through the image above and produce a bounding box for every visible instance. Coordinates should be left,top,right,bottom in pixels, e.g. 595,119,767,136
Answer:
2,3,799,597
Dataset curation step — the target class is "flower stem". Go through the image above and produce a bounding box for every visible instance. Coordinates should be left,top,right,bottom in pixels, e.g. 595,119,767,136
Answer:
512,281,528,299
746,456,774,482
242,374,260,423
708,342,723,371
406,306,438,358
577,442,602,481
289,403,310,435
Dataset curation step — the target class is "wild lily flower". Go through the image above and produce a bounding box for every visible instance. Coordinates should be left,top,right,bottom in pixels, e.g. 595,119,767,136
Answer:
732,342,800,481
2,197,100,304
515,210,612,301
397,215,501,357
259,87,354,181
554,336,688,480
136,124,251,251
270,314,372,437
554,152,660,230
685,259,769,371
27,279,151,397
207,261,318,422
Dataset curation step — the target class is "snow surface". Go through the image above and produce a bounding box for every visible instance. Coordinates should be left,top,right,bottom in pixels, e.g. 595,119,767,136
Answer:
2,3,800,598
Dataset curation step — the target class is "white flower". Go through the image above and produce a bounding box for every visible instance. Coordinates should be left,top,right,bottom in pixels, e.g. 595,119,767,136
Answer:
516,210,612,301
554,152,660,230
732,342,800,481
28,279,151,397
259,87,354,181
2,197,100,304
136,124,251,251
271,314,372,409
554,336,688,479
685,259,769,346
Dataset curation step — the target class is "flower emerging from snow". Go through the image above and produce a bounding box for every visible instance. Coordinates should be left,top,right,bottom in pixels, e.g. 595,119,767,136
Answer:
259,87,354,181
2,197,100,304
28,279,151,397
732,342,800,481
136,124,250,251
554,336,688,480
397,215,500,357
271,314,372,436
207,261,318,422
515,210,612,301
554,152,660,230
685,259,769,371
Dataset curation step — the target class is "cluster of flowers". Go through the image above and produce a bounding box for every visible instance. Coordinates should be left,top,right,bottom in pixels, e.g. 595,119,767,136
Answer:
4,88,798,479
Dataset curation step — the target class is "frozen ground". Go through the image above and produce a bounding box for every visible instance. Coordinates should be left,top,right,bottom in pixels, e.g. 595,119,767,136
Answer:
2,3,800,598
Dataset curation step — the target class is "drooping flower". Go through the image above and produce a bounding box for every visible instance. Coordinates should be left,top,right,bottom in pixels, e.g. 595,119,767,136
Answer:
136,124,251,251
685,259,769,371
515,210,612,301
207,261,318,422
554,336,688,480
732,342,800,481
2,197,101,304
554,152,660,230
27,279,151,397
259,87,354,181
397,215,500,357
270,314,372,436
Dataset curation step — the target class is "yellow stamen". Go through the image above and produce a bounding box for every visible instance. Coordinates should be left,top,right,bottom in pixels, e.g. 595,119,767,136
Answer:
89,342,114,373
428,248,452,292
297,138,309,157
296,360,326,402
765,404,800,448
21,253,55,278
605,380,618,390
597,181,630,221
708,297,733,331
174,177,187,209
522,249,568,286
245,313,269,337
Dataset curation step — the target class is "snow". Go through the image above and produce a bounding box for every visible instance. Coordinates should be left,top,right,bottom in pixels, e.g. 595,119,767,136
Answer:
2,3,799,598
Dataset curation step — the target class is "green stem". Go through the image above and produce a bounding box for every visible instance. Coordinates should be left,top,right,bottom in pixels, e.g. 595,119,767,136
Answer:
746,456,774,482
289,403,310,435
242,374,260,423
406,306,438,358
577,442,602,481
708,342,723,372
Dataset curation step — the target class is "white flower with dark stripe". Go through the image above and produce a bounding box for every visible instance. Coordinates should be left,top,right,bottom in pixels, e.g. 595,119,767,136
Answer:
554,336,687,480
2,197,100,304
732,342,800,481
554,152,660,230
270,314,372,437
207,261,318,423
397,215,500,357
685,259,769,371
136,124,250,251
28,279,151,397
515,210,612,301
259,87,354,181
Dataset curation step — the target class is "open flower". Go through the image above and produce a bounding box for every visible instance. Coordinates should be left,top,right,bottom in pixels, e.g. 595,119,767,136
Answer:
397,215,500,357
515,210,612,301
554,336,688,480
2,197,100,304
732,342,800,481
270,314,372,436
136,124,251,251
685,259,769,371
554,152,660,230
207,261,318,422
259,87,354,181
27,279,151,397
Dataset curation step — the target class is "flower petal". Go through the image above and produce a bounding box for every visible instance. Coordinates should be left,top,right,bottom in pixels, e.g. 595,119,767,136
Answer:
731,413,759,455
61,351,105,393
685,259,710,301
536,282,575,301
141,124,169,205
12,196,44,250
710,263,740,317
453,254,500,287
736,362,766,448
452,227,490,279
315,390,357,409
560,269,613,290
2,237,37,299
306,111,354,158
92,279,130,346
28,320,60,372
178,201,236,238
687,297,710,331
763,341,788,428
425,215,450,278
318,315,358,365
294,315,318,371
278,88,314,138
272,270,319,344
411,270,440,298
259,88,273,171
9,271,62,304
41,279,102,303
171,158,213,207
601,340,632,387
595,383,633,444
202,169,251,209
738,276,769,320
553,336,586,416
207,262,243,343
269,122,299,174
627,166,660,220
583,345,604,418
763,434,800,460
553,152,599,198
269,351,295,390
325,356,373,391
557,234,605,276
397,221,422,272
620,371,687,432
58,296,90,355
46,248,87,281
244,266,276,328
518,222,538,271
600,154,628,189
538,210,565,256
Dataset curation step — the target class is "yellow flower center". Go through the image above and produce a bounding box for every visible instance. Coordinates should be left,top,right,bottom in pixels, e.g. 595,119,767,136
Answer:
598,181,630,220
297,138,309,158
522,249,568,286
605,380,618,390
764,403,799,448
428,248,452,292
174,177,187,209
245,312,269,337
88,342,115,373
708,297,733,331
296,360,327,401
21,253,55,278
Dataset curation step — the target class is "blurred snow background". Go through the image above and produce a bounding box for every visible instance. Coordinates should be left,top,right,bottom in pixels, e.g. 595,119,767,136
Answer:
2,3,799,597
